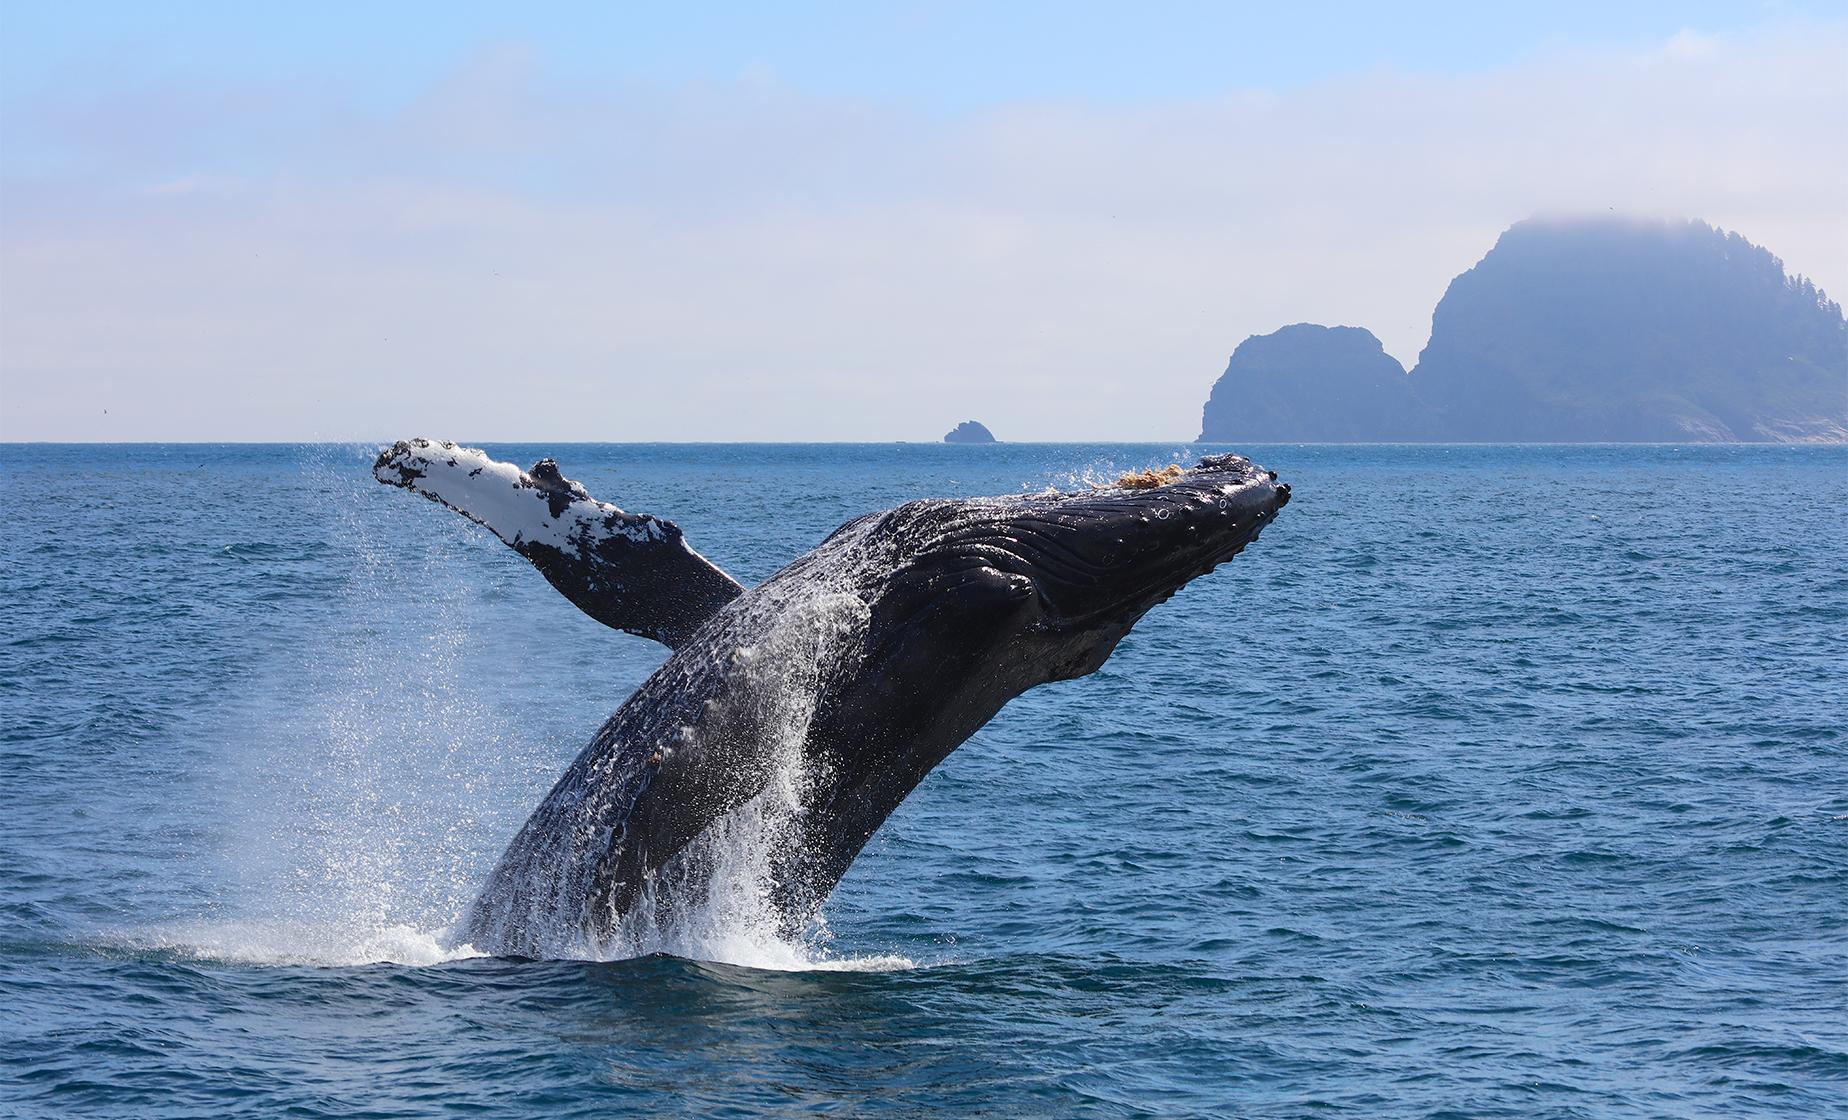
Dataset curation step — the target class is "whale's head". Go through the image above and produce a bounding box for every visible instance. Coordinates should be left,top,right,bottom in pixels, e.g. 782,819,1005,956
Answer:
851,452,1288,688
796,453,1289,883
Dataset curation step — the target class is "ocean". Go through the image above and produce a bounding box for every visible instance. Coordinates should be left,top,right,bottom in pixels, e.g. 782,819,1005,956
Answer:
2,442,1844,1118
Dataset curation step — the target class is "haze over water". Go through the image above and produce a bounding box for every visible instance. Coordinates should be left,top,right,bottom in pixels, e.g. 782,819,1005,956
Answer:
2,442,1844,1117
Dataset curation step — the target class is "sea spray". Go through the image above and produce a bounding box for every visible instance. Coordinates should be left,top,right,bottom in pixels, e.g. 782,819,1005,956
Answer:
582,589,871,964
175,450,566,968
453,574,876,964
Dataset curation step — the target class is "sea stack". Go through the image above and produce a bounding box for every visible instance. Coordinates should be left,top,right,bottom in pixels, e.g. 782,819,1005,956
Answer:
1198,324,1425,442
943,420,997,444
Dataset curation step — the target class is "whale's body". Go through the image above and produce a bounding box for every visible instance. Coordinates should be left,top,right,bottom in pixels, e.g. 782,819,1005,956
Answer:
376,441,1288,957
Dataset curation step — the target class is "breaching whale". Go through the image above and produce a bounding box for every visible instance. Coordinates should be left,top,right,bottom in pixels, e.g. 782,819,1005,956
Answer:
375,440,1288,957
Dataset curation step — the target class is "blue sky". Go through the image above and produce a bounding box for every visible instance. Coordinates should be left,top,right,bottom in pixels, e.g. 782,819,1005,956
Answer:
2,2,1844,440
6,1,1839,109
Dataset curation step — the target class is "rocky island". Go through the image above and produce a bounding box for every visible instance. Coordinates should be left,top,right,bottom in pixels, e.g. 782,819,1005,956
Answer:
943,420,997,444
1199,324,1425,442
1199,218,1847,442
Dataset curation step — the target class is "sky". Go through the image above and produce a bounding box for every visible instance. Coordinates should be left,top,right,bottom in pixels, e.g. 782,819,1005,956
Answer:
2,1,1845,441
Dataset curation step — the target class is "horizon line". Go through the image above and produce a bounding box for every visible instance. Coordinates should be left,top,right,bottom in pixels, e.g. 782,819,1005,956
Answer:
3,439,1843,448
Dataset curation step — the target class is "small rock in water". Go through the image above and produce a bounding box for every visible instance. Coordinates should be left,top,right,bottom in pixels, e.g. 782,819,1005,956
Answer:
943,420,997,444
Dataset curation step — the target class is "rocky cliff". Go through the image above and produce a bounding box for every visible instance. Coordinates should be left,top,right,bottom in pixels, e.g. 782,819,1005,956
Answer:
1199,218,1847,442
1198,324,1426,442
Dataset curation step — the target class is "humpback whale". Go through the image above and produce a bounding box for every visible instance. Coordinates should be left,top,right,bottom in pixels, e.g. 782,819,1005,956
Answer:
375,439,1288,957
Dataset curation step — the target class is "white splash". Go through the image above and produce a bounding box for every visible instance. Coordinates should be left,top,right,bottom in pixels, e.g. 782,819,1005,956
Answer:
470,586,887,969
609,590,874,961
171,451,912,974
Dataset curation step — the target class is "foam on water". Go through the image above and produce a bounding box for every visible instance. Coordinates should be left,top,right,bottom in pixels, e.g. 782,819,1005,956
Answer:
126,917,917,971
125,919,482,968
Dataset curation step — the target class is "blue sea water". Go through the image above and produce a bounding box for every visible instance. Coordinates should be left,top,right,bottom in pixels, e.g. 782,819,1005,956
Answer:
1,442,1844,1118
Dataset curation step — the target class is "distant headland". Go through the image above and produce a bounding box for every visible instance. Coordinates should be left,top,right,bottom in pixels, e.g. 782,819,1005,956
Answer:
1199,217,1848,442
944,420,998,444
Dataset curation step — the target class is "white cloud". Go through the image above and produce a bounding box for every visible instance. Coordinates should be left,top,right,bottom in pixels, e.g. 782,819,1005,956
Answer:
2,25,1844,440
1657,29,1722,61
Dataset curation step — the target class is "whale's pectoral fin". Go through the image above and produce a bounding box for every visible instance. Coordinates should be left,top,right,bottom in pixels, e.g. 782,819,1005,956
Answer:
373,439,745,648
